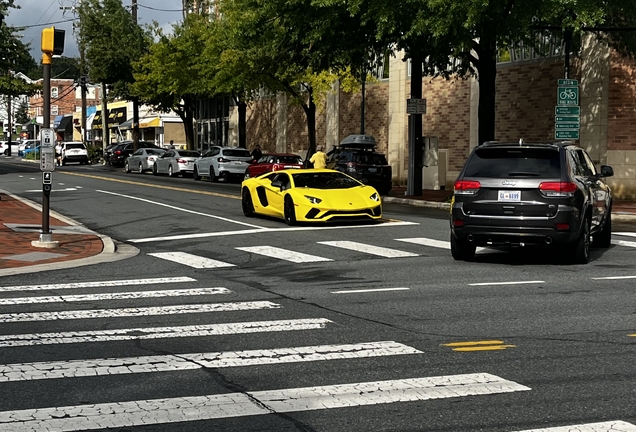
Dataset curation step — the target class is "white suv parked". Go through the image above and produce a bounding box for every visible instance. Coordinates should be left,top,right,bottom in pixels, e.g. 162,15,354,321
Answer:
61,141,89,165
193,146,253,182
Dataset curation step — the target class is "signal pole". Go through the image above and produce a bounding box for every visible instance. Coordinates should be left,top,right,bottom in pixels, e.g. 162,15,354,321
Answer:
131,0,140,150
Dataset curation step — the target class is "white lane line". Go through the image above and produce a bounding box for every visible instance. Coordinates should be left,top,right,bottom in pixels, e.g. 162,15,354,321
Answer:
514,421,636,431
614,232,636,238
0,341,421,382
612,238,636,248
318,241,418,258
0,318,331,347
0,373,529,430
148,252,235,269
0,287,231,306
396,237,486,252
97,189,265,229
592,275,636,280
236,246,332,263
0,276,195,293
468,281,545,286
0,301,280,323
128,221,418,243
332,288,410,294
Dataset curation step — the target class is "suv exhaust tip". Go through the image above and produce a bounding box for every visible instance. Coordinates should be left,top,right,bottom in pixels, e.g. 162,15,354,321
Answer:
467,234,475,242
545,236,553,245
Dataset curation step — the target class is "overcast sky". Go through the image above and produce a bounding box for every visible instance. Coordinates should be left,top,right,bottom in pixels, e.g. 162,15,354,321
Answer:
5,0,184,60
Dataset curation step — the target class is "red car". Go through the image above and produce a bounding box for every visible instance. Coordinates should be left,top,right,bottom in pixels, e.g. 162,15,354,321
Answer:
244,153,303,178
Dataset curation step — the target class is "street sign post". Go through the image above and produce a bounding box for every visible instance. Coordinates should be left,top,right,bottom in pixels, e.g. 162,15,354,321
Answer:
555,122,581,130
557,86,579,106
558,79,579,86
407,98,427,114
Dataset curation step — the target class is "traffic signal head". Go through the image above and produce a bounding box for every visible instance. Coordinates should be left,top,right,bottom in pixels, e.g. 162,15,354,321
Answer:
41,27,65,55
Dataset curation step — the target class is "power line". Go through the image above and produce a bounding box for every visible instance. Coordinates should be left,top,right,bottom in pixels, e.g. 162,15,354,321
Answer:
14,17,77,29
138,3,183,12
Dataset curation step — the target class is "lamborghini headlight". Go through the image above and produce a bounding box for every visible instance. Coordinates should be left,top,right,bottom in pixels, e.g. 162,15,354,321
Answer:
305,195,322,204
370,192,380,202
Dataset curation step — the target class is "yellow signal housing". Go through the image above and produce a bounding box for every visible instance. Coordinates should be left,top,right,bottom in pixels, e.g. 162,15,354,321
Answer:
41,26,65,56
41,27,55,54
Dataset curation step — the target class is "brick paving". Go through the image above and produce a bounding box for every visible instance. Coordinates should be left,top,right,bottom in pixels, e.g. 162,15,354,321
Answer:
0,193,103,270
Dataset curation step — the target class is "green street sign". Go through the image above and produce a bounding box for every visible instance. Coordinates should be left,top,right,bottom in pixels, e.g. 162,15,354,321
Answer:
558,79,578,86
558,86,579,106
555,123,580,130
555,115,580,123
555,106,580,115
556,130,580,139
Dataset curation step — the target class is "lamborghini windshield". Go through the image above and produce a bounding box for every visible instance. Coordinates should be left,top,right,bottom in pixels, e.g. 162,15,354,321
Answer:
292,172,362,189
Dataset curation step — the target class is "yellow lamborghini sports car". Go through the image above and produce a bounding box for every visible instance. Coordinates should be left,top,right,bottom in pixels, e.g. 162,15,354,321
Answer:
241,169,383,225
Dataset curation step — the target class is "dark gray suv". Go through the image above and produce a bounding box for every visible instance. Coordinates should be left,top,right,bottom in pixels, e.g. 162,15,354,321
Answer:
450,141,614,264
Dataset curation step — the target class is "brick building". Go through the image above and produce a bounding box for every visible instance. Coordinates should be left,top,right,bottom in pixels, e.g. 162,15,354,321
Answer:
235,34,636,199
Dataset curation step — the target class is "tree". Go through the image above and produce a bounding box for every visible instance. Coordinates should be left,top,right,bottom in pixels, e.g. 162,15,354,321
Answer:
77,0,149,147
219,0,384,156
14,99,28,124
132,15,214,149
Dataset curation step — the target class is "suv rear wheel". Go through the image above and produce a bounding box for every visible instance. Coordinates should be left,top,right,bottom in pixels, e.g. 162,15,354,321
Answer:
571,216,591,264
450,235,476,261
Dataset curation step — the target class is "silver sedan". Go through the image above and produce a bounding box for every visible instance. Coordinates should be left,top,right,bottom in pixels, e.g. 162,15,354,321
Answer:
125,148,166,174
152,149,201,177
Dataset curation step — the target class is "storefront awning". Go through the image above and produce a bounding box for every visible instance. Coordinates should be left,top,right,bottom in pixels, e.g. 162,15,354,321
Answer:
140,117,161,128
55,115,73,132
118,118,134,131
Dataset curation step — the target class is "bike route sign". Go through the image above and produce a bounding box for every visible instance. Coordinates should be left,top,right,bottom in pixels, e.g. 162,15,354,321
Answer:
558,86,579,106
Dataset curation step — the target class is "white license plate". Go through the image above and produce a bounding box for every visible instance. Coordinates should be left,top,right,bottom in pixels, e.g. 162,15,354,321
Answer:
368,167,378,173
498,190,521,202
234,161,243,165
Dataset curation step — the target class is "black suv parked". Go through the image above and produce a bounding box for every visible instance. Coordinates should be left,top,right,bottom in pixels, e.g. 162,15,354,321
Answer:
450,141,614,264
326,134,392,195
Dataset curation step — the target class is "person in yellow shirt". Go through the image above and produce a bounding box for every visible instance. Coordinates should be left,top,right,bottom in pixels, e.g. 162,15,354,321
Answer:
309,145,327,169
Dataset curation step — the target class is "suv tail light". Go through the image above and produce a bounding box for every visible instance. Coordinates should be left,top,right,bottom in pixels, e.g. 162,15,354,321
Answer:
114,150,122,155
454,180,481,195
539,182,577,197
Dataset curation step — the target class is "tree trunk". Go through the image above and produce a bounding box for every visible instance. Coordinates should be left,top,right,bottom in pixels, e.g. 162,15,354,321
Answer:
302,89,317,166
476,41,498,145
177,96,197,150
132,97,140,150
238,99,247,149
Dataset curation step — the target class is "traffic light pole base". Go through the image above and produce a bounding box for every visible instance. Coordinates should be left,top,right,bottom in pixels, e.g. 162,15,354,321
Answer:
32,232,59,249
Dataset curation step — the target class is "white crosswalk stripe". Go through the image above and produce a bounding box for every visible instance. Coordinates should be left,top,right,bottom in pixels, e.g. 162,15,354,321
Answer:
0,318,332,347
0,276,196,293
0,341,421,382
0,373,529,431
148,252,235,268
514,421,636,431
0,301,280,323
318,240,418,257
0,287,231,306
395,237,450,249
235,245,332,263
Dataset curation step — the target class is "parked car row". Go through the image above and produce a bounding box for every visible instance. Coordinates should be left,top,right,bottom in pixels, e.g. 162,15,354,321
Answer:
118,135,393,198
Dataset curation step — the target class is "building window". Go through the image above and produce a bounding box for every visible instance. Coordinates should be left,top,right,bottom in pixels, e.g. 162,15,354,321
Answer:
51,105,59,116
51,87,59,98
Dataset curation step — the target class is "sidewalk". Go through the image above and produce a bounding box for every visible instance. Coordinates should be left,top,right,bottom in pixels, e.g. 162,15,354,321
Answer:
0,190,137,277
0,186,634,277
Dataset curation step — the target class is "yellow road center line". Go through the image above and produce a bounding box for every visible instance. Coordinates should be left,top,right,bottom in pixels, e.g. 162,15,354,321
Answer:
629,334,636,337
442,340,505,347
60,172,240,200
451,345,516,352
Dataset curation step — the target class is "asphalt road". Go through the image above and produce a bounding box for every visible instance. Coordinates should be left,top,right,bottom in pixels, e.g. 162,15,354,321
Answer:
0,158,635,432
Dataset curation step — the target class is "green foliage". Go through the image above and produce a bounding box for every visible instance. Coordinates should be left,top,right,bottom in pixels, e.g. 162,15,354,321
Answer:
78,0,150,98
14,99,28,124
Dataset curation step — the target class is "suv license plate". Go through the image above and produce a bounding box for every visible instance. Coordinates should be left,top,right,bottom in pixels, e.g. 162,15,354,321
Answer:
498,190,521,202
368,167,378,173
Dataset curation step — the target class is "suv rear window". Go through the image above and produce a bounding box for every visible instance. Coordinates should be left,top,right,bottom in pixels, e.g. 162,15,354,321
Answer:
65,143,86,150
463,147,561,178
223,149,251,157
277,156,302,164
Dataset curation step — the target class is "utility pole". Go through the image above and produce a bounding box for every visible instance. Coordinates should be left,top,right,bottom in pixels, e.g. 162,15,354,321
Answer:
131,0,140,150
61,1,87,143
6,96,11,156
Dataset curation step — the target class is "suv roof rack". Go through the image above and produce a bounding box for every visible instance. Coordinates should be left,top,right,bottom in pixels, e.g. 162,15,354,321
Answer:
339,134,376,148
